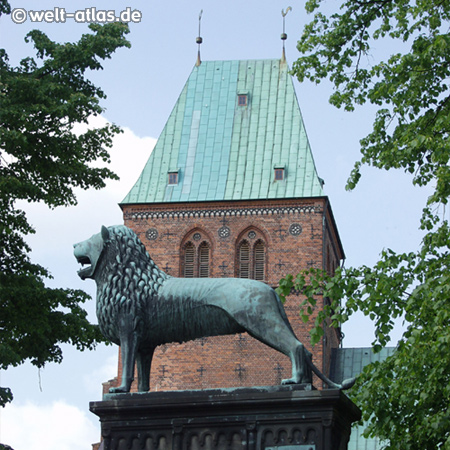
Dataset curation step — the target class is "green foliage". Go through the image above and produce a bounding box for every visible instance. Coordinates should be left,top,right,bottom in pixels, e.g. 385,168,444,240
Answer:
281,0,450,448
0,4,130,411
0,445,13,450
293,0,450,203
278,229,450,448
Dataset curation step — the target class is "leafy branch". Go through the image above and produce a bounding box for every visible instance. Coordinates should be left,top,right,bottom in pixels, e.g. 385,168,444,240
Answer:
0,8,130,418
290,1,450,446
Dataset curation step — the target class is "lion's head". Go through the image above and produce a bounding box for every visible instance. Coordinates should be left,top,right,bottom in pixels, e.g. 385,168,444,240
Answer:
74,224,167,288
73,226,110,280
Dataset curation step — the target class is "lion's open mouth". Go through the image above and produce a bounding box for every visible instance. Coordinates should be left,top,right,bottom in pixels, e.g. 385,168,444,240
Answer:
73,228,106,280
76,254,93,279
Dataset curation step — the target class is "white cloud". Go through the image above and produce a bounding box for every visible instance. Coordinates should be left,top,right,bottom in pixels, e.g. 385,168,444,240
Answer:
22,115,156,239
20,116,156,291
82,353,118,396
72,115,157,200
1,401,100,450
0,118,156,450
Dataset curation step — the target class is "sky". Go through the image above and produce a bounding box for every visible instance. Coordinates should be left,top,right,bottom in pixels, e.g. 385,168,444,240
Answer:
0,1,432,449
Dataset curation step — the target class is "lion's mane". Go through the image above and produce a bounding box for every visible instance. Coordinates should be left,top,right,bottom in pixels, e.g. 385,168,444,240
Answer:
96,225,169,343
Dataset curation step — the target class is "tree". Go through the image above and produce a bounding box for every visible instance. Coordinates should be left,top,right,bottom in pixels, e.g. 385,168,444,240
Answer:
0,2,130,410
278,1,450,448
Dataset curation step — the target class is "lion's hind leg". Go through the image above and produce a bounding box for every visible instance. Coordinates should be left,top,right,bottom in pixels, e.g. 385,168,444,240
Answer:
243,314,311,386
137,347,154,392
281,343,312,385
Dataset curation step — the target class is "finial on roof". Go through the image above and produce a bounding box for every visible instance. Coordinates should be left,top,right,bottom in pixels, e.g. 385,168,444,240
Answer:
281,7,292,63
196,10,203,67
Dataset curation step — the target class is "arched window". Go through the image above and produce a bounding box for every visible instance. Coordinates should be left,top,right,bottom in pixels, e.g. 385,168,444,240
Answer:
183,242,195,278
181,232,212,278
236,231,266,281
253,240,265,281
238,241,250,278
198,242,210,278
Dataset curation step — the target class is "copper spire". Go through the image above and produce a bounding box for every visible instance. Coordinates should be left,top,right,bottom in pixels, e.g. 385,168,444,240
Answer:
281,7,292,63
196,10,203,66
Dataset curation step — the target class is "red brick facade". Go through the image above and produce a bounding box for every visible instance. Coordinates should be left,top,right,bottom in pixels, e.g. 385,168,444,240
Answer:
102,196,343,394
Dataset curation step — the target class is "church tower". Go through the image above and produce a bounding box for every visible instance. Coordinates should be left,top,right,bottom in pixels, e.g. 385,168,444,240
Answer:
104,56,344,392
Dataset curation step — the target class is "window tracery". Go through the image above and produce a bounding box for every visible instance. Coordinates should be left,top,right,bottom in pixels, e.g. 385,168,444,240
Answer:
181,231,211,278
236,229,266,281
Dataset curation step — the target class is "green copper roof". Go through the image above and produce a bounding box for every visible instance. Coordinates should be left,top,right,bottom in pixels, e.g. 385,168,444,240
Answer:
331,347,396,450
122,59,324,205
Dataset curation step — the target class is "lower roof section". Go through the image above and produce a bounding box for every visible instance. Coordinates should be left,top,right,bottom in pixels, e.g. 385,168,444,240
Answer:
331,347,396,450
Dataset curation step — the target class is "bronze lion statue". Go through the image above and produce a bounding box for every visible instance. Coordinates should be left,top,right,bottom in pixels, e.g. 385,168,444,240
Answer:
74,225,355,393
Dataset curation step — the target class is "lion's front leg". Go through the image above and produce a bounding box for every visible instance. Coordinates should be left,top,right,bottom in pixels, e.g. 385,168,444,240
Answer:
110,324,139,394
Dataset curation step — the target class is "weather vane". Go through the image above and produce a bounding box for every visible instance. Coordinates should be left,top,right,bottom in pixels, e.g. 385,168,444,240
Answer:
196,9,203,66
281,7,292,62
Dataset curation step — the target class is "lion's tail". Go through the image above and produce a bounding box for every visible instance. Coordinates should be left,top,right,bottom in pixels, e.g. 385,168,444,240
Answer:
307,358,356,390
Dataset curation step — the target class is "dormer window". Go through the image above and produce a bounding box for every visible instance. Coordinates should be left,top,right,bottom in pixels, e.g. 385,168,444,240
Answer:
238,94,247,106
274,167,285,181
237,90,249,107
168,170,179,185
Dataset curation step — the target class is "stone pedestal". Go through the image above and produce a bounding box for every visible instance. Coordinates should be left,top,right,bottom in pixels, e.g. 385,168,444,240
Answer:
90,385,360,450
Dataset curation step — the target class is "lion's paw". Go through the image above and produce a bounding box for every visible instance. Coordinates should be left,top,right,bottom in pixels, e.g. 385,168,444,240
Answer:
109,386,130,394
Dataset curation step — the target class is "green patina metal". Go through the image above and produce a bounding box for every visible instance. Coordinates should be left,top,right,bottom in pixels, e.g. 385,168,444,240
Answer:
331,347,396,450
122,59,323,205
74,225,355,393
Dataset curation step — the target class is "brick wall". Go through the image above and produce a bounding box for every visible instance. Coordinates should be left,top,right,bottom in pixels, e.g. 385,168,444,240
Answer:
103,197,344,393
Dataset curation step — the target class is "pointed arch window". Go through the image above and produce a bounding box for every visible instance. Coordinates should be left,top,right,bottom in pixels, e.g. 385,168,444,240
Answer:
236,232,266,281
253,240,265,281
184,242,195,278
238,241,250,278
198,243,210,278
181,232,212,278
